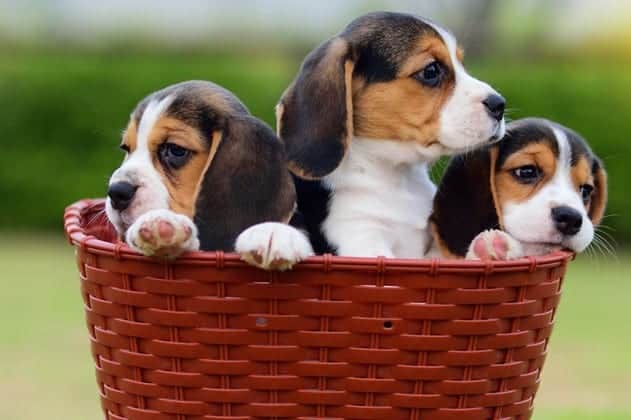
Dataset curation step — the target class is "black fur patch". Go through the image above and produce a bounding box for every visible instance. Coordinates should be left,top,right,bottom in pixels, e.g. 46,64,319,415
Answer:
290,175,336,254
279,38,352,179
195,115,296,251
431,146,499,257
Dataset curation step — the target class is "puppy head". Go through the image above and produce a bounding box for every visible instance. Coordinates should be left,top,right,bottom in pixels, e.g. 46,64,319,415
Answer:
432,118,607,257
278,12,506,179
106,81,295,250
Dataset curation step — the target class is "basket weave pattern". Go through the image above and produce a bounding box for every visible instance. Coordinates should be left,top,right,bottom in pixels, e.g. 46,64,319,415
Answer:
65,200,570,420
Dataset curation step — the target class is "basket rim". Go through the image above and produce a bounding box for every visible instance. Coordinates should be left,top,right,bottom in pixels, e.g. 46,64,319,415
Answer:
64,198,573,273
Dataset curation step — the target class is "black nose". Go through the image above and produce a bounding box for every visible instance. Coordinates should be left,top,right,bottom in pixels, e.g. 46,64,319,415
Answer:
108,182,137,211
552,206,583,236
483,94,506,122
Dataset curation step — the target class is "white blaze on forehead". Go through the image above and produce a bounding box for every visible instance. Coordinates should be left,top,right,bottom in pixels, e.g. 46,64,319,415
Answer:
548,126,573,194
547,125,584,210
136,95,175,152
552,125,572,171
121,94,174,180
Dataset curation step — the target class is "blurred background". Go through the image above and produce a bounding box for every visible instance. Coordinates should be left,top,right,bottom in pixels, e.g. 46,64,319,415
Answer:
0,0,629,419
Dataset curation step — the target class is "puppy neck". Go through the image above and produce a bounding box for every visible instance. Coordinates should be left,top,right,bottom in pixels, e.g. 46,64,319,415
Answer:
324,136,436,192
350,136,442,167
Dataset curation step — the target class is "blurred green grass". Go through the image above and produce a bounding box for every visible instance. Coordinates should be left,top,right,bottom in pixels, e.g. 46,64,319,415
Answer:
0,52,629,242
0,235,629,419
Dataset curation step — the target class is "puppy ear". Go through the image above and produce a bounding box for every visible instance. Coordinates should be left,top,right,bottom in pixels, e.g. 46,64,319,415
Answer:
194,116,296,251
589,159,607,226
278,38,355,179
431,147,502,258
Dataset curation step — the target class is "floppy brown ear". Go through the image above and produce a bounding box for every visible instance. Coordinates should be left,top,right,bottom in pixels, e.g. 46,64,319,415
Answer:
278,38,355,179
589,160,608,226
194,116,296,251
430,146,502,258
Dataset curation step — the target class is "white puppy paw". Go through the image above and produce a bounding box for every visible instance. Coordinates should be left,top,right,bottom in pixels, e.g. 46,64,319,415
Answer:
235,222,314,271
126,209,199,258
466,229,524,261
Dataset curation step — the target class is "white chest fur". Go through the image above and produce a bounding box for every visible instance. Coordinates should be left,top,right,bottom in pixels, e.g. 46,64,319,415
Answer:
322,138,437,258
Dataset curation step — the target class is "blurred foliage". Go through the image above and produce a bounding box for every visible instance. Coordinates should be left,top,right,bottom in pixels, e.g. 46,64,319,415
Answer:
0,51,629,243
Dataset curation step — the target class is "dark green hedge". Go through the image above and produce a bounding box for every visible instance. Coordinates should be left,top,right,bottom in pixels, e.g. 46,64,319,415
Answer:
1,52,628,243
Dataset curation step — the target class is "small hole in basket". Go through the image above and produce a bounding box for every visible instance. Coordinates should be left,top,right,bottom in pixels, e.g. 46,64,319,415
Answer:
383,320,393,329
256,317,268,327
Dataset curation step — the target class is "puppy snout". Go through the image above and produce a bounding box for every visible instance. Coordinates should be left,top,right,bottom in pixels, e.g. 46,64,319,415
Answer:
552,206,583,236
483,94,506,122
108,181,138,211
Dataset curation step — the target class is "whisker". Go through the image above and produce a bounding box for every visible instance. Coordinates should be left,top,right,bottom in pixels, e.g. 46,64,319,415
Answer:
599,237,618,258
596,228,618,246
584,243,596,260
600,214,619,220
591,237,610,260
592,232,618,260
595,228,616,244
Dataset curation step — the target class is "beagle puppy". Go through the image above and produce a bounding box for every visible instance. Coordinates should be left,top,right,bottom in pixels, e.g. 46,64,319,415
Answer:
276,12,506,258
431,118,608,260
106,80,313,266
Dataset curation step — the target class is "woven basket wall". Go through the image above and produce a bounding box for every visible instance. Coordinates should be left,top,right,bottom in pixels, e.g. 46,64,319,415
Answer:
64,199,571,420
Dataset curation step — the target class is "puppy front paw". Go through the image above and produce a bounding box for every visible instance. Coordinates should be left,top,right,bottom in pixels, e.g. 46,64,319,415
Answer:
126,209,199,258
466,229,523,261
235,222,314,271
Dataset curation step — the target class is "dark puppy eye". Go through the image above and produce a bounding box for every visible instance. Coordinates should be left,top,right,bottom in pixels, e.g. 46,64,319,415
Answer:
119,144,130,153
159,143,192,169
512,165,541,184
580,184,594,203
414,61,443,88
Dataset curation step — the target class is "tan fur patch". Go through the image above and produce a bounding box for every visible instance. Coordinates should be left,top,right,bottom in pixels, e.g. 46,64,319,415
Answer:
353,34,455,144
456,46,465,63
121,119,138,153
571,157,592,190
145,116,215,218
275,103,284,137
488,147,503,228
287,162,311,180
344,59,355,142
192,130,222,208
397,36,452,77
495,142,557,205
589,167,608,225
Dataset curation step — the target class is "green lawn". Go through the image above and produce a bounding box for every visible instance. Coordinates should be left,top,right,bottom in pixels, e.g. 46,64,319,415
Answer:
0,234,629,419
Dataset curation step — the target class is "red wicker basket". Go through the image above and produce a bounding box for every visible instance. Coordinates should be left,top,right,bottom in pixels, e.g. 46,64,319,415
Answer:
64,199,572,420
